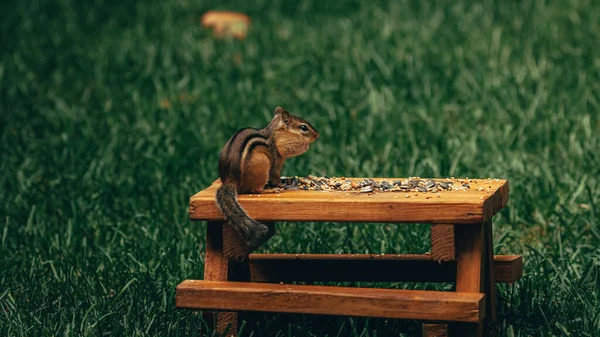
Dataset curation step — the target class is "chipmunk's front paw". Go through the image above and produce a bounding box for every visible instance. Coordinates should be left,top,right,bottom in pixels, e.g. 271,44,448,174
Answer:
261,187,282,194
265,180,285,189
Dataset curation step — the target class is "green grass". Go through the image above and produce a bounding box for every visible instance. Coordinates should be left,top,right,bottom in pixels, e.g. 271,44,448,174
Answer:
1,0,599,335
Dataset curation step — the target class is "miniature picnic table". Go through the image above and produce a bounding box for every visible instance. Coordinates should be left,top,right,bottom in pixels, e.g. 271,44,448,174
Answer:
176,178,521,337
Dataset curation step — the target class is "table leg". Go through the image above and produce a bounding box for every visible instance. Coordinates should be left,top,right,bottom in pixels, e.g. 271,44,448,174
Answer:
423,224,457,336
203,221,237,337
449,223,485,337
203,221,275,337
423,323,448,337
430,224,456,262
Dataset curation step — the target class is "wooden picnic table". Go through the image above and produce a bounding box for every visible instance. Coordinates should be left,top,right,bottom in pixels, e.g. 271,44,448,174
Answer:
177,178,518,337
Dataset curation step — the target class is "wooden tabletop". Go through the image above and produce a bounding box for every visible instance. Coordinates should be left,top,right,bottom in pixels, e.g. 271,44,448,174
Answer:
189,178,509,224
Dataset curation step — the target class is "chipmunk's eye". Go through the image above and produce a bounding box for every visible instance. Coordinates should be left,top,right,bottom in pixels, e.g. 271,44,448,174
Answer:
300,124,309,132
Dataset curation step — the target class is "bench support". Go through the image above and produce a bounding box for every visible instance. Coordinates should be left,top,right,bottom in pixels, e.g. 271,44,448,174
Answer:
203,221,274,336
203,221,237,336
431,224,456,262
248,253,522,283
178,280,484,322
444,221,495,337
196,221,504,336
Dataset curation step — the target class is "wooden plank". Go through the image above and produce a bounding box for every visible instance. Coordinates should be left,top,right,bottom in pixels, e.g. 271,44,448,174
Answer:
189,178,509,224
176,280,485,323
451,224,485,337
455,225,485,293
423,323,448,337
248,254,523,283
203,221,257,336
494,255,522,282
431,224,456,262
203,222,237,336
204,222,228,281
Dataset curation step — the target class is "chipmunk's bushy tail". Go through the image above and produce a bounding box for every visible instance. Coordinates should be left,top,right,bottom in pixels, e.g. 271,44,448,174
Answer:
215,183,269,249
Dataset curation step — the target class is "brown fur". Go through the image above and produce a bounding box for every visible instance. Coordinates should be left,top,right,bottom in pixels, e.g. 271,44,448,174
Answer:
240,148,270,192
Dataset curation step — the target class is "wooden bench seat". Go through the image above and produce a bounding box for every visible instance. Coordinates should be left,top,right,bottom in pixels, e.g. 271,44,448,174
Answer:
176,280,485,323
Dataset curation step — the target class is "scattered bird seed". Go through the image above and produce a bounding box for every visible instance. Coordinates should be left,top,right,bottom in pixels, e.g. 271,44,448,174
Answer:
278,177,473,193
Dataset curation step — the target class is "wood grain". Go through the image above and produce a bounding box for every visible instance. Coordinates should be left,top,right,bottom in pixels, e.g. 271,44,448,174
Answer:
494,254,522,282
455,225,485,294
431,224,456,262
423,323,448,337
176,280,484,323
202,221,255,336
204,222,228,281
189,178,509,224
451,224,485,337
248,254,523,283
203,222,237,336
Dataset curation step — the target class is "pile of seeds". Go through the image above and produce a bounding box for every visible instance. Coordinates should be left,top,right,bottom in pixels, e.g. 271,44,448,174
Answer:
280,176,471,193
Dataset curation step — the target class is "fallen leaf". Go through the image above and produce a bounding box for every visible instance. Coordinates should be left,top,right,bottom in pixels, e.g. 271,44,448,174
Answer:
201,10,251,40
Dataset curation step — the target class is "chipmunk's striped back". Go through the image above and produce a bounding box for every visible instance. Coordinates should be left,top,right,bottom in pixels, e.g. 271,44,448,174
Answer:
218,128,271,188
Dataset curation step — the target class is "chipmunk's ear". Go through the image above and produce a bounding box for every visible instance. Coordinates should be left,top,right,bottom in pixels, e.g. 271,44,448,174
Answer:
281,110,290,124
275,107,290,124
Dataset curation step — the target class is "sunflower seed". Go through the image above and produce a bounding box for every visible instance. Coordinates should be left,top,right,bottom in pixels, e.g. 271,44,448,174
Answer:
425,179,435,189
381,180,392,190
438,182,452,190
407,180,420,189
360,186,374,193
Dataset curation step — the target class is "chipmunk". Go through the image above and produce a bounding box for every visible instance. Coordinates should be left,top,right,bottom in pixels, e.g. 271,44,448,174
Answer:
216,107,319,249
